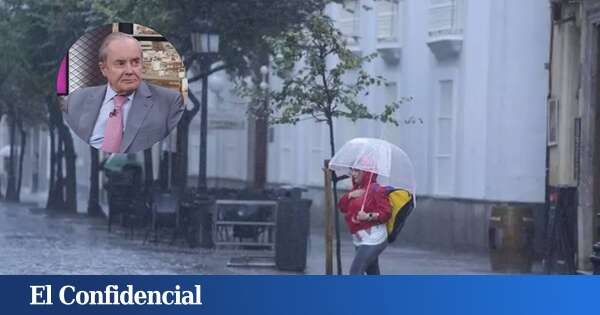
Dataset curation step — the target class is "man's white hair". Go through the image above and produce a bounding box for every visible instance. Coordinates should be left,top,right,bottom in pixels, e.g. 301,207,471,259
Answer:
98,32,142,62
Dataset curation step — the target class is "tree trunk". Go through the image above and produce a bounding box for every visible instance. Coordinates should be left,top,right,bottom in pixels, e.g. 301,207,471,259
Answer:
15,121,26,201
143,148,154,193
46,125,56,209
175,120,190,193
47,134,66,211
46,97,64,210
198,67,209,192
87,147,103,217
60,123,77,213
48,99,77,212
5,113,18,202
175,91,200,194
158,151,168,191
327,117,342,275
31,127,40,193
46,96,76,212
54,137,65,210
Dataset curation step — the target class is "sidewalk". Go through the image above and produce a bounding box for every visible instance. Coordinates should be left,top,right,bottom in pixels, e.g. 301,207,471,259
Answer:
304,235,495,275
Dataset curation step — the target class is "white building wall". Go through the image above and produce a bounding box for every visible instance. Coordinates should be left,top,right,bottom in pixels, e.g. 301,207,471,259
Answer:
252,0,549,203
188,72,249,183
484,0,549,202
456,0,489,200
396,0,432,197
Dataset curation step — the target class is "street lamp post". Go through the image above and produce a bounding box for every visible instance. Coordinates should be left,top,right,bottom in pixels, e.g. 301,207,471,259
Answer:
189,30,219,249
259,65,269,90
190,31,219,195
252,64,269,191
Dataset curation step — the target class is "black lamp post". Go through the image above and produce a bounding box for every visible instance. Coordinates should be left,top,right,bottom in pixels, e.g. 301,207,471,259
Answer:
190,31,219,195
185,30,220,248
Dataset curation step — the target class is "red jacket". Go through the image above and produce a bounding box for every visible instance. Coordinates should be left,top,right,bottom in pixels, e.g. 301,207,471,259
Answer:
338,172,391,234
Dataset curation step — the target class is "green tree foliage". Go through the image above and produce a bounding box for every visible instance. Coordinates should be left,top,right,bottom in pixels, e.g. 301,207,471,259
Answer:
264,13,409,153
78,0,329,79
0,0,94,208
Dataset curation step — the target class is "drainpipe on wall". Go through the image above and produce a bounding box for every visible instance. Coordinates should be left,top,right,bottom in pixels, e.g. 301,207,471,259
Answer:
544,1,555,265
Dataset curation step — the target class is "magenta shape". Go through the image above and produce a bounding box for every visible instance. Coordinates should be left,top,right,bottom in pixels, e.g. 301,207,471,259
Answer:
56,56,67,95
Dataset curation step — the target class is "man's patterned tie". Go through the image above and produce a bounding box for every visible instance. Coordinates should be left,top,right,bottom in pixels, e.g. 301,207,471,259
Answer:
101,95,128,153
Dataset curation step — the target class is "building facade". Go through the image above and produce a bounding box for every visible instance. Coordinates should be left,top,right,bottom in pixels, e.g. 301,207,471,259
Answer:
260,0,549,251
196,0,551,251
547,0,600,272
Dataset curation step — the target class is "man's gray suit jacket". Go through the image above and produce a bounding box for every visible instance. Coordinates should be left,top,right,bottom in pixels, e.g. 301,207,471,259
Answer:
64,81,184,153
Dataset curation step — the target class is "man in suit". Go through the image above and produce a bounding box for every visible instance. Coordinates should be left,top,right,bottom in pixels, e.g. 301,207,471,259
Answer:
64,32,184,153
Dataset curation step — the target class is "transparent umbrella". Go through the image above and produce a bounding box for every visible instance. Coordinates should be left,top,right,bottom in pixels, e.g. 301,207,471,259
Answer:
328,137,416,196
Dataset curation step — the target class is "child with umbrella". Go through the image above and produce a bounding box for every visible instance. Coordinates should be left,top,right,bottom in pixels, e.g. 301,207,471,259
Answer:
330,138,416,275
338,164,391,275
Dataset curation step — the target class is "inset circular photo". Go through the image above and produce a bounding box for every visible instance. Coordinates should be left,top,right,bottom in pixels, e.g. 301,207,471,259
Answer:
56,23,187,154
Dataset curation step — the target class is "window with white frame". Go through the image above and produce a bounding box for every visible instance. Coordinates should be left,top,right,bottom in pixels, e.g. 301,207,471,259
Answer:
428,0,463,37
377,0,402,43
434,80,454,195
338,0,360,45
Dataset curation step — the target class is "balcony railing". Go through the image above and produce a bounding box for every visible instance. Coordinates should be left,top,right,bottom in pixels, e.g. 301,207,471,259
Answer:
377,0,403,43
428,0,463,37
376,0,403,64
338,0,360,47
427,0,464,59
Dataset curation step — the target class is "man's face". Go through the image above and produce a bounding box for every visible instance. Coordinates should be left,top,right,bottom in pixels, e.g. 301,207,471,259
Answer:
99,38,143,94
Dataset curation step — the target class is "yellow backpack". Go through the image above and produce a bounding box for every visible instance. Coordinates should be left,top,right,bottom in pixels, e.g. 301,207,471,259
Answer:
385,189,414,243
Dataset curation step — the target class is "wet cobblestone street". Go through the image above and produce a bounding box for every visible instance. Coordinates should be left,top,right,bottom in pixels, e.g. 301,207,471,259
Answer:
0,202,245,274
1,201,497,275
